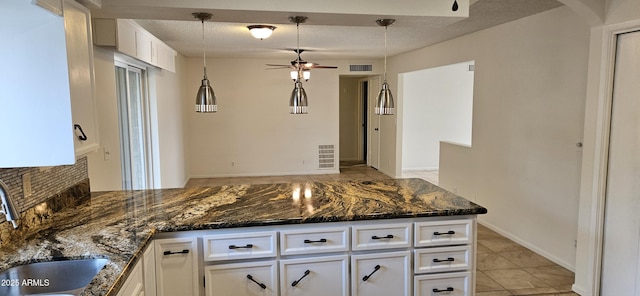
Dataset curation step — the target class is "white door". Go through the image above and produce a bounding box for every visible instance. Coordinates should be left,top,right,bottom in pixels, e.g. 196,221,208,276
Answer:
600,30,640,296
351,251,411,296
280,255,348,296
368,76,381,169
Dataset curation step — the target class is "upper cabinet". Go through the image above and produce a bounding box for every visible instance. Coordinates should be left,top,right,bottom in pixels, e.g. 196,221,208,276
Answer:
64,0,100,157
0,0,99,168
93,19,177,72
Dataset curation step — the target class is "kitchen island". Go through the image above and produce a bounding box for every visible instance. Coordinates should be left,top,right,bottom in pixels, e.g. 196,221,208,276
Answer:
0,178,486,295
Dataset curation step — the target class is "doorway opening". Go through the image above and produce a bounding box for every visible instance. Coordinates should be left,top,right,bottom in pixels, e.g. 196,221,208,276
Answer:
399,61,474,176
338,76,379,169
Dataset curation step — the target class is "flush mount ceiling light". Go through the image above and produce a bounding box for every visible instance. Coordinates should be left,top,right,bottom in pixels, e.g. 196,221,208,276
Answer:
247,25,276,40
193,12,217,113
375,19,396,115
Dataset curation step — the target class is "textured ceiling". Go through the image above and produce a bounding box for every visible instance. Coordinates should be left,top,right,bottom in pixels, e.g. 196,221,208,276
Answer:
102,0,562,60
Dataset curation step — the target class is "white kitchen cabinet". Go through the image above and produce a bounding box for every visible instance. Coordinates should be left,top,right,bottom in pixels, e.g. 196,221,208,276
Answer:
0,0,75,168
204,261,278,296
414,219,473,247
93,18,177,72
280,255,349,296
117,243,155,296
351,251,411,296
280,227,349,256
143,242,157,296
63,0,100,157
117,258,144,296
414,272,471,296
154,237,199,296
152,41,177,72
352,222,412,251
203,231,277,262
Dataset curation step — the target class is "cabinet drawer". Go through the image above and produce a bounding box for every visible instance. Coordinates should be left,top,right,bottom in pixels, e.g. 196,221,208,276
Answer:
414,245,471,274
414,219,473,247
204,261,278,296
351,251,411,296
352,223,412,251
280,255,349,296
414,272,471,296
203,231,277,261
280,227,349,255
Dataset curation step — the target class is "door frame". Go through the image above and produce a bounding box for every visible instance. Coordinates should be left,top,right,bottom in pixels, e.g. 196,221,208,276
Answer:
367,75,382,169
575,21,640,296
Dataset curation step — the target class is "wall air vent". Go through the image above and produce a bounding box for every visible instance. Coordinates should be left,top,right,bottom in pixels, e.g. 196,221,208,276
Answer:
349,65,373,72
318,145,335,169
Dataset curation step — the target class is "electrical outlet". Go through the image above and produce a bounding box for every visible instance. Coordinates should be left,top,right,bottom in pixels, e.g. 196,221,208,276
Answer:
23,173,32,197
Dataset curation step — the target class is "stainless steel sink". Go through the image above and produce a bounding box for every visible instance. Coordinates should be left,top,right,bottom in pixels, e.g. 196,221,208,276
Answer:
0,258,108,296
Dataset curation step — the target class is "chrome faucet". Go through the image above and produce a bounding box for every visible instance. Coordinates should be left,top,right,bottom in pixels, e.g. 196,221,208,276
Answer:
0,179,19,229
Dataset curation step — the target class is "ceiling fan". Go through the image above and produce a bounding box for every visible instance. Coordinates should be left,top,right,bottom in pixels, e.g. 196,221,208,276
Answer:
266,16,337,79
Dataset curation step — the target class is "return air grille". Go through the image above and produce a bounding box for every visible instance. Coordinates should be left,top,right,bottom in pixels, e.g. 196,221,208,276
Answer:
349,64,373,72
318,145,335,169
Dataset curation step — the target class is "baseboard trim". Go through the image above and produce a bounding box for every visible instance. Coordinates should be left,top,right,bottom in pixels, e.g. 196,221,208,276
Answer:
478,219,576,272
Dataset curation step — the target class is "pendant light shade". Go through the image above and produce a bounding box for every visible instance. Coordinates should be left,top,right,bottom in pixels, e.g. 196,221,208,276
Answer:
289,81,308,114
193,12,217,113
196,78,217,112
376,82,395,115
375,19,395,115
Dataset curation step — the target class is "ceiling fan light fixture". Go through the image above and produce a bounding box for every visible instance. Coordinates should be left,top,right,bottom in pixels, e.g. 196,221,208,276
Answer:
247,25,276,40
375,18,396,115
289,80,308,114
193,12,217,113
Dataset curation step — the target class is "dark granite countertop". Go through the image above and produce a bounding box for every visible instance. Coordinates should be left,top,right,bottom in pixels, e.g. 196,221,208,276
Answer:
0,178,486,295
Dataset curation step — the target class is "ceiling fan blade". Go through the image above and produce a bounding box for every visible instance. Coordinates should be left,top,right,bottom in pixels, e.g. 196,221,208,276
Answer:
309,65,338,69
266,66,293,70
266,64,293,67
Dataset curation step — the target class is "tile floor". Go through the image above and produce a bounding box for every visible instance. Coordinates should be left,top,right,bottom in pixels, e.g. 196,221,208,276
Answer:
185,164,580,296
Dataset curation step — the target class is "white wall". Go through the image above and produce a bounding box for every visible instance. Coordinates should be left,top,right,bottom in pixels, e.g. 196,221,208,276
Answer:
385,6,590,270
147,57,189,188
186,57,341,177
400,61,474,170
88,47,188,190
87,46,122,191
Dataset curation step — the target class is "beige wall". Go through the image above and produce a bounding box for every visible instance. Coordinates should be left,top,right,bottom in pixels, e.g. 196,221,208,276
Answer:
88,47,189,190
339,77,361,161
186,57,341,177
385,6,590,270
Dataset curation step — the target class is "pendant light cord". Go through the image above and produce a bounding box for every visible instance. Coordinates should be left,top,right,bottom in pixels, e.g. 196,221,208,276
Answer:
201,18,207,79
296,22,301,81
383,25,388,83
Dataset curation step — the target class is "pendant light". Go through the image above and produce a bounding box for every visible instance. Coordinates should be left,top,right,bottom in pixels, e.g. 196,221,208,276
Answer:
193,12,217,113
289,16,309,114
375,19,395,115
